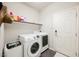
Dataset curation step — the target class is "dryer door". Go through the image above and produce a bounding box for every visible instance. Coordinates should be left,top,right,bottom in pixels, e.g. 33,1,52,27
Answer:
27,40,41,57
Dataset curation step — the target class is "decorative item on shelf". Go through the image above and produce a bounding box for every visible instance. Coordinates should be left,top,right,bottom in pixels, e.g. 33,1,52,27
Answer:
8,8,25,22
13,16,24,22
8,11,15,21
14,16,20,22
8,12,24,22
20,16,25,22
8,9,21,22
0,4,13,26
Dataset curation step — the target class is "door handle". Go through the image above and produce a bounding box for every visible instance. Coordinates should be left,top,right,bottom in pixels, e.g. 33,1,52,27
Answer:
55,30,57,33
75,33,77,37
55,29,58,36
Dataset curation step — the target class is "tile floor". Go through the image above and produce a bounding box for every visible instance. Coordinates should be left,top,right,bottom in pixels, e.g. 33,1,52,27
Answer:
40,49,66,57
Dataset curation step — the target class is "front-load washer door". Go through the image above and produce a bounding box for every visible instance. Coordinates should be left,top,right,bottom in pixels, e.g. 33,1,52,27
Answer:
27,40,41,57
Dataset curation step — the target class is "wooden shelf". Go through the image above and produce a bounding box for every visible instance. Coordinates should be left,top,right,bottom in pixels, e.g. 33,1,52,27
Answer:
12,21,42,26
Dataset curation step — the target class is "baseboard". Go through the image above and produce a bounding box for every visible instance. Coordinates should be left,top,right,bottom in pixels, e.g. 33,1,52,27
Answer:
49,48,56,51
56,51,69,57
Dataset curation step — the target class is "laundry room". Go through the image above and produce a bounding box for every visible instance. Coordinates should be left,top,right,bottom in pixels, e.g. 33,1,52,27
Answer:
0,1,79,58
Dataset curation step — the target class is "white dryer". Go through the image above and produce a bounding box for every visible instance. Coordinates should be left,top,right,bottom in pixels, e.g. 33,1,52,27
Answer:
33,32,48,53
18,34,42,57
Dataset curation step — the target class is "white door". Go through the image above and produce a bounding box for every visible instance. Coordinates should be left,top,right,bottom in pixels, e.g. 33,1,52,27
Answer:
52,8,77,56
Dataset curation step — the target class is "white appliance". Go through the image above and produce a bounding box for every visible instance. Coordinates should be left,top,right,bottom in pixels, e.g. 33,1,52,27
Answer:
33,32,48,53
4,41,23,57
18,34,42,57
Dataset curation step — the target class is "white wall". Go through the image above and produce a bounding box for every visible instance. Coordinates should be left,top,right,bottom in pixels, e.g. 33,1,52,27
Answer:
5,2,40,23
40,2,79,49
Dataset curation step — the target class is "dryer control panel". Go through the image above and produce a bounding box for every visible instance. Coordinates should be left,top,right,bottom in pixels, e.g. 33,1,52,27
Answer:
6,41,21,49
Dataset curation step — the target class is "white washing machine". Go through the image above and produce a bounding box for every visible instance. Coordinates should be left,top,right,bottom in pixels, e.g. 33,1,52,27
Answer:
4,41,23,57
18,34,42,57
33,32,48,53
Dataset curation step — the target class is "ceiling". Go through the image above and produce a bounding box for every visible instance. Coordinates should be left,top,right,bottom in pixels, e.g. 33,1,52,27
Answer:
23,2,53,11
